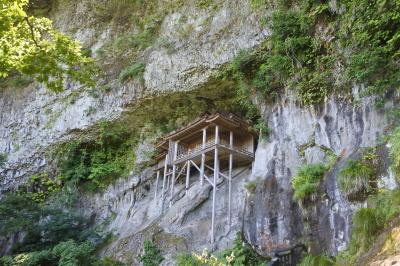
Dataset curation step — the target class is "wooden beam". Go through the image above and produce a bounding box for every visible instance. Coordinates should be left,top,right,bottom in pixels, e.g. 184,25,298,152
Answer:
174,144,253,165
204,164,229,179
190,160,213,186
176,162,187,180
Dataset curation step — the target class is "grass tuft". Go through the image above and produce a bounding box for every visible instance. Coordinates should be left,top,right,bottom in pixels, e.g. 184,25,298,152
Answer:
338,159,375,201
119,62,146,84
291,163,327,203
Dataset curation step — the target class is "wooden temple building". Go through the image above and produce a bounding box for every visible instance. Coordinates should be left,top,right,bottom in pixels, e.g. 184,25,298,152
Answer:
152,113,256,243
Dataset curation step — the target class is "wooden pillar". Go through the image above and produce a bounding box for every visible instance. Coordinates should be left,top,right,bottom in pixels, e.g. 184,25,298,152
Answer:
228,131,233,229
161,154,168,212
215,125,219,145
154,170,160,199
186,160,191,194
200,127,207,186
170,141,179,201
211,125,219,243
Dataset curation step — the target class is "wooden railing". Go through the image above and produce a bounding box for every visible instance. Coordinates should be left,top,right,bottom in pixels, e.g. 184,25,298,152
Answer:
175,137,252,161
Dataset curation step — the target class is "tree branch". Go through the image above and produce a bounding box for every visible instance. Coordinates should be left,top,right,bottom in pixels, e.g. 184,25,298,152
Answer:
24,17,40,47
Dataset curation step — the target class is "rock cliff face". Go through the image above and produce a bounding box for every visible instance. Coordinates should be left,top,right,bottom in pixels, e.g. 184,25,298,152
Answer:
0,0,268,194
246,94,396,256
0,0,399,264
76,94,397,264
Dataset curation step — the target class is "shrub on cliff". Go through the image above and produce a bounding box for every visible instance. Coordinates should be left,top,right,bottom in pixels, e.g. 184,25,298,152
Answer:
338,159,375,201
176,234,266,266
337,189,400,263
140,240,164,266
298,254,334,266
291,163,327,203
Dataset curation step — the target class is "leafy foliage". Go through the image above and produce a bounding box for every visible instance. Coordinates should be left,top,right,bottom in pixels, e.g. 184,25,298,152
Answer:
52,121,136,191
228,0,400,107
225,1,336,106
291,163,327,202
176,234,266,266
26,172,61,202
0,240,120,266
0,0,98,92
298,254,334,266
341,0,400,97
139,240,164,266
0,189,122,266
337,189,400,263
0,193,97,254
338,157,376,201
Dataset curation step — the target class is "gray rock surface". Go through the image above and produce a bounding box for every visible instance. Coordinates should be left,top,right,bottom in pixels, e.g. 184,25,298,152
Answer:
0,0,268,194
245,95,397,256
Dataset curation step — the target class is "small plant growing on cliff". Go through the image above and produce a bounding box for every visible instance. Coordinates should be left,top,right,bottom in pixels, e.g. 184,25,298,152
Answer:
298,254,334,266
119,62,146,84
28,172,61,203
140,240,164,266
338,147,378,201
338,189,400,263
291,163,327,203
176,234,266,265
53,121,137,191
244,181,257,195
0,153,7,167
338,159,375,201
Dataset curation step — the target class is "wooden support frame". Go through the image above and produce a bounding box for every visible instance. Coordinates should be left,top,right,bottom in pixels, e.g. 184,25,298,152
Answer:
154,113,255,243
190,160,213,186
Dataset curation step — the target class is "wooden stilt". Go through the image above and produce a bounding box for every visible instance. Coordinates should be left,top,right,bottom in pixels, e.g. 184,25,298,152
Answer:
155,170,160,199
161,154,168,212
171,141,179,201
228,131,233,229
200,127,207,186
211,146,219,243
186,160,191,194
211,125,219,243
